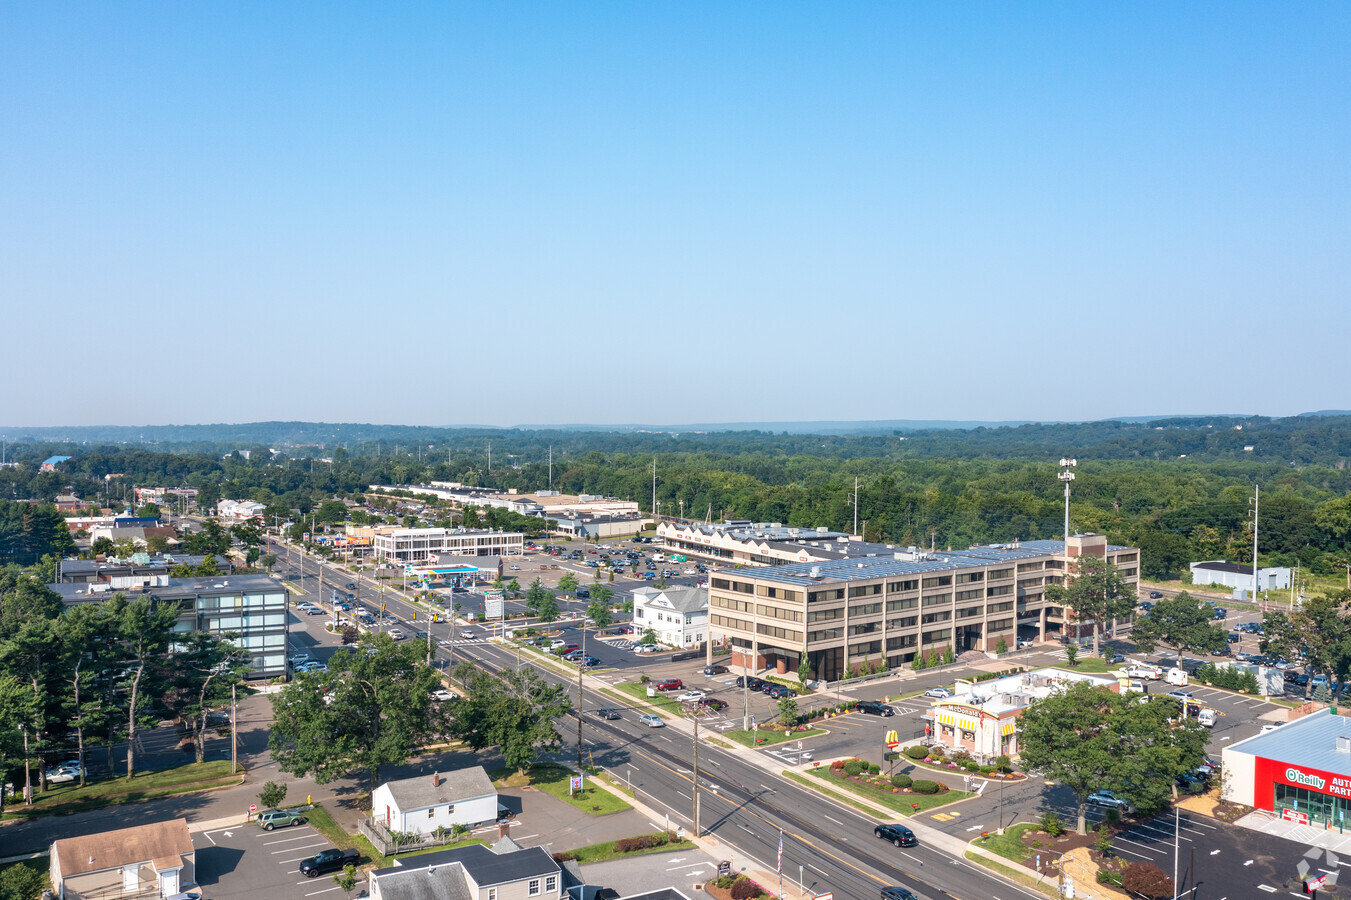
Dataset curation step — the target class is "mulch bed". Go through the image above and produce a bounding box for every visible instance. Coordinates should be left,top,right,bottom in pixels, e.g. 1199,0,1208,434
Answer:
1014,826,1112,873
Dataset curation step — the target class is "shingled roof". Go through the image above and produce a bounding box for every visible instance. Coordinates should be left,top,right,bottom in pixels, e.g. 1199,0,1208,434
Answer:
52,818,192,877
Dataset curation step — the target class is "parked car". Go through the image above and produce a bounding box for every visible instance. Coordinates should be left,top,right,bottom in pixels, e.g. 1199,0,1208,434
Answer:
432,689,456,701
258,808,309,830
299,848,360,877
656,679,684,691
923,686,954,699
639,714,664,728
676,690,707,703
873,824,918,847
597,708,621,720
1087,790,1131,810
1166,689,1194,702
1213,608,1228,620
1227,632,1240,643
634,643,659,653
735,676,767,691
1149,591,1163,599
703,664,729,676
1138,601,1154,612
766,686,797,699
698,697,729,711
44,763,85,784
580,656,601,668
856,700,895,717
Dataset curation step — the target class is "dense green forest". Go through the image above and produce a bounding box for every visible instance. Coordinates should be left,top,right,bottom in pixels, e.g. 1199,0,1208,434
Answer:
4,415,1351,579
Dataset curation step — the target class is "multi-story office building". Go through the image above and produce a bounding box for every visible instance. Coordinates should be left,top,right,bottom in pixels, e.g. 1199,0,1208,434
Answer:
50,573,289,678
370,527,524,564
707,534,1139,682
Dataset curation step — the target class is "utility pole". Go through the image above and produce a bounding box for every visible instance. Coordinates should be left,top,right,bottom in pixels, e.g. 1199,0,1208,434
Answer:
651,458,657,521
692,707,701,837
853,476,859,537
548,445,552,490
231,683,238,775
576,626,586,770
1252,484,1260,602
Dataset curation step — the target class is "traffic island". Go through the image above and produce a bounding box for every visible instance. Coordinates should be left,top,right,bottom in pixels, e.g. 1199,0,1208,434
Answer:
798,762,973,816
722,727,826,748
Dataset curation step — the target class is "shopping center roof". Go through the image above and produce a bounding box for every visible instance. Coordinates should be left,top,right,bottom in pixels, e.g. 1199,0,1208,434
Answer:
1228,709,1351,774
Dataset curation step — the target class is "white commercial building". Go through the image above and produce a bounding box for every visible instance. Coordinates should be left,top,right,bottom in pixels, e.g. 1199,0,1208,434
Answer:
371,527,524,563
216,499,266,523
1189,561,1291,594
631,585,708,648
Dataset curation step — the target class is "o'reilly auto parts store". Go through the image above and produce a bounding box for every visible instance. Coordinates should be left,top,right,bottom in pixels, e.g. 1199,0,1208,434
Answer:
1224,709,1351,828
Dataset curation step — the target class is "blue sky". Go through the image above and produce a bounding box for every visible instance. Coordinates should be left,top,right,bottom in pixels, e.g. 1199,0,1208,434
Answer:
3,3,1347,427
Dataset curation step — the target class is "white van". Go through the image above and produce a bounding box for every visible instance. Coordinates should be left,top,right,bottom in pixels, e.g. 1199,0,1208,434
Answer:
1197,708,1216,727
1165,668,1189,686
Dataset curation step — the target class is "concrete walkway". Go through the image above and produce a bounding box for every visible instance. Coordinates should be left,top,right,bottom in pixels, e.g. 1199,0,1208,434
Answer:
1236,808,1351,855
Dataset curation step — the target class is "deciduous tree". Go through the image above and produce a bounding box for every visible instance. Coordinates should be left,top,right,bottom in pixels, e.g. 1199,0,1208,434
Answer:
448,663,571,774
1044,555,1137,657
1130,592,1227,662
1016,682,1207,834
269,634,447,788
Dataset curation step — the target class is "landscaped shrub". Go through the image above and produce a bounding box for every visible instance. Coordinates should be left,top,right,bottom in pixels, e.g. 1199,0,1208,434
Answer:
552,851,579,862
730,875,765,900
614,833,669,852
1040,810,1065,837
963,760,980,772
1097,869,1123,886
1122,861,1174,899
867,763,881,775
911,780,940,794
891,774,912,789
905,745,930,760
713,875,736,890
927,746,945,759
979,765,994,776
995,754,1012,773
843,760,865,777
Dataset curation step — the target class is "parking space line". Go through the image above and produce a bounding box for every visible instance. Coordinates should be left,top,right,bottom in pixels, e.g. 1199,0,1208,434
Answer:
263,832,321,845
305,887,344,895
274,841,331,855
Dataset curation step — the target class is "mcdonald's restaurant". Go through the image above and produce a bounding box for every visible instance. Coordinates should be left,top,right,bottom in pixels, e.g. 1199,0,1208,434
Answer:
1223,708,1351,829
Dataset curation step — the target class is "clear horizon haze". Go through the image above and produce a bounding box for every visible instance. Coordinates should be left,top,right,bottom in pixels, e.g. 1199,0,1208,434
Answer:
3,3,1348,428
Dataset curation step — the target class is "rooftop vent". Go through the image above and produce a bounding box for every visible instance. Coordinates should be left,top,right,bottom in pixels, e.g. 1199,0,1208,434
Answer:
1339,736,1351,754
816,526,829,535
809,566,822,578
432,772,441,786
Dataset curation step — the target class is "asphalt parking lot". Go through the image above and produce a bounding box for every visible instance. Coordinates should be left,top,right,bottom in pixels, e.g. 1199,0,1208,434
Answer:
195,818,340,900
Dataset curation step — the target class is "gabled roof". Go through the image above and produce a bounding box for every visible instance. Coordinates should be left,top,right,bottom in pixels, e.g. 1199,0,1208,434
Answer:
52,818,192,877
633,586,706,614
374,843,559,887
379,766,496,812
374,861,472,900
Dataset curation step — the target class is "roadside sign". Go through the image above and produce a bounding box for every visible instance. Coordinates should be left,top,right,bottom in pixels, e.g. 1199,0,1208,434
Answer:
813,894,833,900
569,775,583,793
886,729,899,749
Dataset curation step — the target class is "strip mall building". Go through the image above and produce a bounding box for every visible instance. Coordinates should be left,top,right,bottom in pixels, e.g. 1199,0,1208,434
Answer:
1222,709,1351,827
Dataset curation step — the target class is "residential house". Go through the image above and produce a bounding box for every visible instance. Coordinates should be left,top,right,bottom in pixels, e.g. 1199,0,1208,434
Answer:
50,818,194,900
368,838,562,900
371,767,499,835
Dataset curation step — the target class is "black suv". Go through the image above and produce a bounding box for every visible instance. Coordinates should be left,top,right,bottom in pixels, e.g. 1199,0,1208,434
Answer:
874,824,917,847
856,700,895,717
736,676,766,691
881,889,918,900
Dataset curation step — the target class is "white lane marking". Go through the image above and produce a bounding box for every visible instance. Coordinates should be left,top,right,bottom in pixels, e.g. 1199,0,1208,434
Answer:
263,832,321,845
305,888,343,897
824,815,843,825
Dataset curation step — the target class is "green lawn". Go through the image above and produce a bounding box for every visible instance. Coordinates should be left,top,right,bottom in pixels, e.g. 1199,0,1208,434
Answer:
724,727,826,748
1,760,241,820
964,850,1058,899
1050,657,1122,675
781,770,881,818
492,763,632,815
807,767,972,815
304,804,388,867
560,834,695,864
973,822,1041,862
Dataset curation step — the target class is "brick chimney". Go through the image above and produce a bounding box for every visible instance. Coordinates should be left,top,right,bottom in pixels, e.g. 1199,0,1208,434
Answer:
498,820,509,839
432,772,440,787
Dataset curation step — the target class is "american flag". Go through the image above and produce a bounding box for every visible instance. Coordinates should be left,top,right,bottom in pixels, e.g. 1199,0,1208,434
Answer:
777,829,783,873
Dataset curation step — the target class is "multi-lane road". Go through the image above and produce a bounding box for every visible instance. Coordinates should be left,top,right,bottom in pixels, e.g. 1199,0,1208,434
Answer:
264,537,1056,900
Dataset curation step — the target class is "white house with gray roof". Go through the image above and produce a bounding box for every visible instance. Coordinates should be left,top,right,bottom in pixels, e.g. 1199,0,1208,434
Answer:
368,841,562,900
631,586,707,648
371,766,498,835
